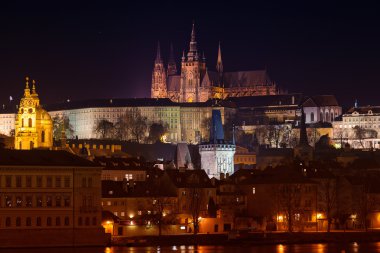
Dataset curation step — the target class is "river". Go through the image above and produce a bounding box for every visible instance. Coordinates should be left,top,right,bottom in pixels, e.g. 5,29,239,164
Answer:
0,243,378,253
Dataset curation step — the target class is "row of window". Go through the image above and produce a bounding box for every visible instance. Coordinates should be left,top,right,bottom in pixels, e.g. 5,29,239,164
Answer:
1,216,98,227
1,175,71,188
1,194,71,208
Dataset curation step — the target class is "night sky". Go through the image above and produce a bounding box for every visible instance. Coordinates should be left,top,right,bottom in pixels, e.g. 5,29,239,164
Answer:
0,2,379,108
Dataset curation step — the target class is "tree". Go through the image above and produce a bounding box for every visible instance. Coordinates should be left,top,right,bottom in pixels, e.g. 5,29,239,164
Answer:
94,119,114,139
118,108,148,143
276,183,303,232
52,115,74,140
148,122,168,143
189,186,202,235
353,126,378,149
318,177,337,232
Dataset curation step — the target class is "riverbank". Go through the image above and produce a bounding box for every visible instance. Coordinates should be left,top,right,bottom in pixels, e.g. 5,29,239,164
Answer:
111,231,380,246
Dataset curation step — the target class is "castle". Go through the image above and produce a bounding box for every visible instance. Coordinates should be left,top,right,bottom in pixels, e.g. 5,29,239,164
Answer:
151,23,280,103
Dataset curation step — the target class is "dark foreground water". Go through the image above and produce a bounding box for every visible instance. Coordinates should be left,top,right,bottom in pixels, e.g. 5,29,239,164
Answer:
1,243,379,253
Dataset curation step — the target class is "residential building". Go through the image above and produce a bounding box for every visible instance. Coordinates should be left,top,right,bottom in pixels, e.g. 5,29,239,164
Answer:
0,149,105,247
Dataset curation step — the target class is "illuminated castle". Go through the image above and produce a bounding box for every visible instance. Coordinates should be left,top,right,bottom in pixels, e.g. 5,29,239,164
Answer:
15,77,53,150
151,23,279,103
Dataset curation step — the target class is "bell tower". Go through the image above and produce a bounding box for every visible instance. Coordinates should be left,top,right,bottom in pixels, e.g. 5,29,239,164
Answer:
15,77,53,150
179,22,206,102
151,41,167,98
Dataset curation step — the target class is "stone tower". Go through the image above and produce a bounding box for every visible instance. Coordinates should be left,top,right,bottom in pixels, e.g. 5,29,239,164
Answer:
15,77,53,150
199,109,236,179
151,41,167,98
179,23,206,102
167,43,177,76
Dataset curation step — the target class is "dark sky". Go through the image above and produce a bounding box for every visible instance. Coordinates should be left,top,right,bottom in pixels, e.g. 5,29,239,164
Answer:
0,1,379,108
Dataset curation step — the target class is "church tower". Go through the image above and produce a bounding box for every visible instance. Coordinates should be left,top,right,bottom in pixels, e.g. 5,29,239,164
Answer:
179,22,206,102
15,77,53,150
167,43,177,76
151,42,167,98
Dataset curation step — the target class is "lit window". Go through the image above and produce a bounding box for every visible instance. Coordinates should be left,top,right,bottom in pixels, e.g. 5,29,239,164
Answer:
121,212,125,217
107,201,111,206
252,187,256,194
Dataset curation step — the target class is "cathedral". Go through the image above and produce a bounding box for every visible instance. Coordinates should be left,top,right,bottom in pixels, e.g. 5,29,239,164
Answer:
151,23,280,103
15,77,53,150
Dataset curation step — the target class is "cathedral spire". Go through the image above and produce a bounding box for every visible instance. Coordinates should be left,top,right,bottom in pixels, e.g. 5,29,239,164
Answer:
155,41,162,64
167,42,177,76
216,41,223,74
187,21,198,60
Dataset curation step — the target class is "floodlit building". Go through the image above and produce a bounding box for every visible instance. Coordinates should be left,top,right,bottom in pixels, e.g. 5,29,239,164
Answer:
199,109,236,179
333,106,380,149
0,149,105,247
14,77,53,150
151,23,280,103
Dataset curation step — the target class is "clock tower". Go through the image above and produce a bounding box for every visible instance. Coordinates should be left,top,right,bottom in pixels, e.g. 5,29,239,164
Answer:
15,77,53,150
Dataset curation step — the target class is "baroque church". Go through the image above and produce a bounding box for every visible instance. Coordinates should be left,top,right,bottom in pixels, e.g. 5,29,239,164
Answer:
15,77,53,150
151,23,280,103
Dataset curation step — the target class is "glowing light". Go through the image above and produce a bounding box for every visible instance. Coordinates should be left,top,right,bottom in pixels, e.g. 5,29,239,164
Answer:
278,215,284,222
350,214,357,219
317,213,323,219
198,216,202,221
129,214,134,219
180,226,186,230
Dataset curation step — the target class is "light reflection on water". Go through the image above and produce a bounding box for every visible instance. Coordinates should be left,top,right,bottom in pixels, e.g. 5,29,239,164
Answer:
2,242,380,253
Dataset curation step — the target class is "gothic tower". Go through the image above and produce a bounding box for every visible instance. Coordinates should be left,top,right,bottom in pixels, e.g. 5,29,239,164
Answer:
151,41,167,98
179,22,206,102
216,41,223,86
15,77,53,150
167,43,177,76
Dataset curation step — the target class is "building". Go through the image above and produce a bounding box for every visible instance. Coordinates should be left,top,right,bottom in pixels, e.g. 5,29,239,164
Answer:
45,98,235,144
0,149,105,247
333,106,380,149
151,23,279,103
302,95,342,124
199,110,236,179
14,77,53,150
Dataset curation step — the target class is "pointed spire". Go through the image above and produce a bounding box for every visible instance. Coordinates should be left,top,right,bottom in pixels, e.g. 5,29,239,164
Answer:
299,107,309,146
25,76,29,89
187,21,198,60
155,41,162,64
191,21,196,42
24,76,31,97
167,42,177,76
202,51,206,62
182,50,186,62
216,41,223,73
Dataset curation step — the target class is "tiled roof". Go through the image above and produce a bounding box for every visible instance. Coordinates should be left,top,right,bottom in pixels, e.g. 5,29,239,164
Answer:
44,98,178,111
0,150,97,167
303,95,339,107
345,106,380,115
223,70,273,88
165,169,214,188
227,94,303,108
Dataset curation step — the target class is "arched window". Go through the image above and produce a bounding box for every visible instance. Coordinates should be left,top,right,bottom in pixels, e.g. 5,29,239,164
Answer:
47,217,52,226
19,142,22,150
28,118,32,127
30,141,34,149
16,217,21,227
22,118,24,127
320,112,323,122
6,217,11,227
56,217,61,226
310,112,314,122
325,112,329,122
41,131,45,143
331,112,334,122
